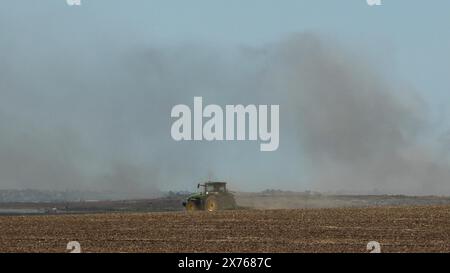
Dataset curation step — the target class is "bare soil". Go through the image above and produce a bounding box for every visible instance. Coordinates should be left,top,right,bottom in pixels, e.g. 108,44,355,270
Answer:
0,205,449,253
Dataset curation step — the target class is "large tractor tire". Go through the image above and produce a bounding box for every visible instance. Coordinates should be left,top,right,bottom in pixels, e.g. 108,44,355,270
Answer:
205,196,220,212
185,200,198,211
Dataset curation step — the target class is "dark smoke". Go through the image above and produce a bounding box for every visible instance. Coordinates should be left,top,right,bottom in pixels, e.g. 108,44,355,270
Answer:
260,34,450,195
0,4,449,196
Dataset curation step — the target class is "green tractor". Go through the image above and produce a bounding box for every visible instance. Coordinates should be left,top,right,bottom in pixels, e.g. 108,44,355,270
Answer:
182,181,237,211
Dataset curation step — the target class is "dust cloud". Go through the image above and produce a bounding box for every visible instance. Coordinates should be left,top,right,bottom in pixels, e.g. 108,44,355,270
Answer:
1,4,449,196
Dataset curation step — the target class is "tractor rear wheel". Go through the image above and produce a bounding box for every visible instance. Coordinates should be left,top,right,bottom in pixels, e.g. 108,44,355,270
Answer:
205,196,219,212
186,200,198,211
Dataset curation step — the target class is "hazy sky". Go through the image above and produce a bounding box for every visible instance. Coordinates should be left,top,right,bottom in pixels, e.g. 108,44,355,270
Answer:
1,1,450,195
3,0,449,125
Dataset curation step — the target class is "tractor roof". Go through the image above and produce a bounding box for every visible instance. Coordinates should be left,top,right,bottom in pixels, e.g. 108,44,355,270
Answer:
205,181,226,185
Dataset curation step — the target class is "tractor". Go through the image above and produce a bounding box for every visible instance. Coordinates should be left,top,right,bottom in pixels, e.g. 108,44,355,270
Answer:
182,181,237,211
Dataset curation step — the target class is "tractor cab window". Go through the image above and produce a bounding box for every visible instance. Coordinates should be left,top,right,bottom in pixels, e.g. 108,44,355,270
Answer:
205,184,225,193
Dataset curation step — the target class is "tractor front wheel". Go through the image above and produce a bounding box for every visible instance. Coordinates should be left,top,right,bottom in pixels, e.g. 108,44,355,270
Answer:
186,200,198,211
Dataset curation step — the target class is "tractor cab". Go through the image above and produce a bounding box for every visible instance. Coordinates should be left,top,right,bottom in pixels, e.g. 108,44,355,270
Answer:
199,182,227,194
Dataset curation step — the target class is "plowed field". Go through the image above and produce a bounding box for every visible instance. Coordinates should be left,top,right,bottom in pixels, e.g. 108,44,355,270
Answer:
0,206,449,253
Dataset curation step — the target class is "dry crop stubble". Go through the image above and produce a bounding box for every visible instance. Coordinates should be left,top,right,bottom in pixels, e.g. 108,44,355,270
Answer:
0,206,448,252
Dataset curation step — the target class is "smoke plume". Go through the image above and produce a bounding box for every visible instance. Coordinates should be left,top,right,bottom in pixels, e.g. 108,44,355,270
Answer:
1,4,449,196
